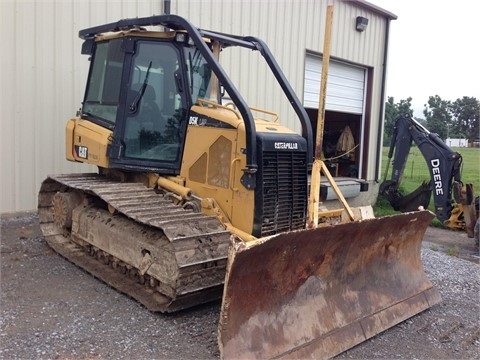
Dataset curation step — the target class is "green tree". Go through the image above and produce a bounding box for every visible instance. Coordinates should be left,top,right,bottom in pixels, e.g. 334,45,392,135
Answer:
423,95,452,139
384,96,413,145
449,96,479,142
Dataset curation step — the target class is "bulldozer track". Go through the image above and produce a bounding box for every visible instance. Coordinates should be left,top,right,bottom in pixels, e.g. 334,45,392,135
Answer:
38,173,231,312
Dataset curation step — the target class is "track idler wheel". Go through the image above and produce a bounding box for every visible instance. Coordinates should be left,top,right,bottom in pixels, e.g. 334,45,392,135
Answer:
52,191,84,235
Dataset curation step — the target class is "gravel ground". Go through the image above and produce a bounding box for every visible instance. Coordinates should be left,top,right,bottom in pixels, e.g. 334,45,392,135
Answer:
1,211,479,359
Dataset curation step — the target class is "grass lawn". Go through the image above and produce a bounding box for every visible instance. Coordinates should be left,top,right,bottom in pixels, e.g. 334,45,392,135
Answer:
374,146,480,224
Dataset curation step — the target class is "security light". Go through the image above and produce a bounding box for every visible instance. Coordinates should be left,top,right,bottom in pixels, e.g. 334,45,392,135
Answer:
356,16,369,32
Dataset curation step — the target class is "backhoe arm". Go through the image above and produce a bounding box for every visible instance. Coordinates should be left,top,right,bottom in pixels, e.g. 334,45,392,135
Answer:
381,115,463,222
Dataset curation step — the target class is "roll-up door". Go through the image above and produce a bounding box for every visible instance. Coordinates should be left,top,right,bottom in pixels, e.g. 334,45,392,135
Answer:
304,54,366,114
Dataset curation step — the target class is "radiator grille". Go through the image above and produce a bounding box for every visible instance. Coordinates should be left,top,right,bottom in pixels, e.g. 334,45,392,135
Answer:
260,151,308,236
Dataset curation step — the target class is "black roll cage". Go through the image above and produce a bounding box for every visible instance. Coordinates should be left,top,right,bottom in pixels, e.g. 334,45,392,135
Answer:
79,14,314,174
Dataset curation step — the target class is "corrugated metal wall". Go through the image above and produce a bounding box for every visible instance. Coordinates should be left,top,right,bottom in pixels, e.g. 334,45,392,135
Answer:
1,0,162,212
1,0,391,212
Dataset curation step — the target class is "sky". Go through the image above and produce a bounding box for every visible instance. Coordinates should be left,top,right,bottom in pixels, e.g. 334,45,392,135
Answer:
367,0,479,118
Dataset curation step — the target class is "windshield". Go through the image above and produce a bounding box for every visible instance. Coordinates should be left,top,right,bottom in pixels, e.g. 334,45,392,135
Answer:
83,39,124,124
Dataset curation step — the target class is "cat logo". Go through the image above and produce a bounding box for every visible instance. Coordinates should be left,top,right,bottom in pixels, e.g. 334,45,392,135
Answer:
75,145,88,159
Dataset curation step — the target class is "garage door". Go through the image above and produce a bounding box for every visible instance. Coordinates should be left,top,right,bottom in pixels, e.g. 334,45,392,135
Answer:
304,54,366,114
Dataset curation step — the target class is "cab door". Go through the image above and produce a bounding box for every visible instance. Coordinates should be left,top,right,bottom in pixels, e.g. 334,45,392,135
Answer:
109,39,189,174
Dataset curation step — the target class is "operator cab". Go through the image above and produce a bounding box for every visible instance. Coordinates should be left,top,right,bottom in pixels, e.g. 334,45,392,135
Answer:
81,32,214,173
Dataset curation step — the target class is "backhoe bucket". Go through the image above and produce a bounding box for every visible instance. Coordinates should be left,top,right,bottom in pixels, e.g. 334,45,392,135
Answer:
383,181,432,213
218,211,441,359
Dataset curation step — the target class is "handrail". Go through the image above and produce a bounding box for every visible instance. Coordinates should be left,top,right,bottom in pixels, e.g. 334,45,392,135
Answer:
196,98,241,119
224,102,279,123
249,107,279,123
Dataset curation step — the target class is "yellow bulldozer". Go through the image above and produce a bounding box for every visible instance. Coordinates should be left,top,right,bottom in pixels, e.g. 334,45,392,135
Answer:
38,14,441,359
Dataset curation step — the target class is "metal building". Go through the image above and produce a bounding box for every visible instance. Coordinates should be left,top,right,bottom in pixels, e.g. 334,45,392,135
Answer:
1,0,396,212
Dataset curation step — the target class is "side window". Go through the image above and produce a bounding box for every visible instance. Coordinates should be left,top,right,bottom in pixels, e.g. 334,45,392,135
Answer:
123,41,183,162
184,47,213,104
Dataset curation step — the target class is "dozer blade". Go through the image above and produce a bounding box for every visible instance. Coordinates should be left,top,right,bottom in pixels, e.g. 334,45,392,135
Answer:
218,210,441,359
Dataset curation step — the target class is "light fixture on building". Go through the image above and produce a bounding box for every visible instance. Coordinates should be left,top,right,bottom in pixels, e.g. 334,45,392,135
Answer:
356,16,369,32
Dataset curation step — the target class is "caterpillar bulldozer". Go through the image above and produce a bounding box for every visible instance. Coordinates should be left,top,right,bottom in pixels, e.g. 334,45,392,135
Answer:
38,15,441,359
380,115,478,243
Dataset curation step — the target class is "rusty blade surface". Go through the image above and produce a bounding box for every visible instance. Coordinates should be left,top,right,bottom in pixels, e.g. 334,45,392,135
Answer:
218,211,441,359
